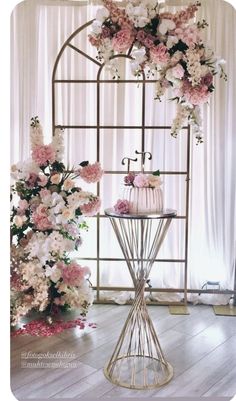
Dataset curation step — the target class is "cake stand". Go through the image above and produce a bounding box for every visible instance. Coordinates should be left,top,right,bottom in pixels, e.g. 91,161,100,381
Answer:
103,208,177,390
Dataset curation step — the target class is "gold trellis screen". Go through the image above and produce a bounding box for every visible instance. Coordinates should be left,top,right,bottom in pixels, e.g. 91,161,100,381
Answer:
52,18,191,306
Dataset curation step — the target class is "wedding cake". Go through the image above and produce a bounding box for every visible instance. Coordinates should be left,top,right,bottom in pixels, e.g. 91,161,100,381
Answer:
114,171,163,215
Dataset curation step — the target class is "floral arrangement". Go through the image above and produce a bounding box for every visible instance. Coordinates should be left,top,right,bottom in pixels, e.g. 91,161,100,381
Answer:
89,0,227,143
124,170,161,188
10,117,103,326
114,170,161,214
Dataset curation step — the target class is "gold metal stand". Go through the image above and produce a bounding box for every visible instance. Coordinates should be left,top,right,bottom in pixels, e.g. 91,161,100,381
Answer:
104,208,176,389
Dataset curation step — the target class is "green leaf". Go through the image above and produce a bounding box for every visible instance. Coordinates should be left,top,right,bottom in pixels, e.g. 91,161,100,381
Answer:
153,170,160,176
79,161,89,167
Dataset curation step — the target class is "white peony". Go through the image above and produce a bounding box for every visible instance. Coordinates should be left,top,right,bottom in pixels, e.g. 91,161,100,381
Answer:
45,265,62,283
91,20,102,35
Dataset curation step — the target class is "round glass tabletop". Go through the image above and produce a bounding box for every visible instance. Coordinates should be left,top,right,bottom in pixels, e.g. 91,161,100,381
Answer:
104,208,177,220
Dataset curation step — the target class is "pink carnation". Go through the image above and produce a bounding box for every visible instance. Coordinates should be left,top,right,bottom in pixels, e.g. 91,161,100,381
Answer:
150,44,170,64
80,197,101,216
79,162,103,184
114,199,129,214
112,28,134,53
59,262,90,286
133,173,149,188
32,144,56,166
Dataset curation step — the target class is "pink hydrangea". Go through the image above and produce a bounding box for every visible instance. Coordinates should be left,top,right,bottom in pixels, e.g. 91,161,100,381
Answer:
59,262,90,286
112,28,134,52
79,162,103,183
133,173,149,188
114,199,130,214
150,43,170,64
80,197,101,216
184,83,210,105
32,144,56,166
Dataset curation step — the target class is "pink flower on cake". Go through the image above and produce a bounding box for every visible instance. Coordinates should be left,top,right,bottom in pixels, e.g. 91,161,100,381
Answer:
133,173,149,188
148,175,162,188
79,162,103,183
150,44,170,64
80,197,101,216
32,144,56,166
124,172,135,185
112,28,134,52
114,199,129,214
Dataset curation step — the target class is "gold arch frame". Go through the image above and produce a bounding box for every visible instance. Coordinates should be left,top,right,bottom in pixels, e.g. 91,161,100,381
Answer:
51,19,235,304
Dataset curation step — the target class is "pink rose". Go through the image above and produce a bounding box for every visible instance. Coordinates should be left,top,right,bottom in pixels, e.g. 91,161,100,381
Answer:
172,63,185,79
114,199,129,214
150,43,170,64
124,172,135,185
112,28,134,53
133,173,149,188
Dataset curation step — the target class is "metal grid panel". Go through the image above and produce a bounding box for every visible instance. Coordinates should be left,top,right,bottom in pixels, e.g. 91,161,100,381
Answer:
51,19,191,305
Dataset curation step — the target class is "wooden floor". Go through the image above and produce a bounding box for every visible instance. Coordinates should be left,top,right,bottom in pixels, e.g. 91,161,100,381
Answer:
11,304,236,399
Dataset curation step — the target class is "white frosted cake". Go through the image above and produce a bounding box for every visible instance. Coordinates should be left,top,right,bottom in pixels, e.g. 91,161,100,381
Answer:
122,186,163,214
116,171,163,215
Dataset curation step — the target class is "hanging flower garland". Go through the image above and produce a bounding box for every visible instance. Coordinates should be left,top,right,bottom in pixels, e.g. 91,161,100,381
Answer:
10,117,103,327
89,0,227,144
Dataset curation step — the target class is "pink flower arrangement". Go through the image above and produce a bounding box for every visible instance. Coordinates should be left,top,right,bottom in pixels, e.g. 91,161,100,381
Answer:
114,199,130,214
79,162,103,183
89,0,227,143
80,197,101,216
11,118,103,327
123,170,162,189
32,144,56,166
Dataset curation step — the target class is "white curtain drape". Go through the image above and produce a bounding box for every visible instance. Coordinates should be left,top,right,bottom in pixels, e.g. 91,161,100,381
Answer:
11,0,236,304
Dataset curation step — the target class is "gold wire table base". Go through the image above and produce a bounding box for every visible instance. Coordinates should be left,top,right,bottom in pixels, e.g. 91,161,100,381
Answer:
104,209,176,390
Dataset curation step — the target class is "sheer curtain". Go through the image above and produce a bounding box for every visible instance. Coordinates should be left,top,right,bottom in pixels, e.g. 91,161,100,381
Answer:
11,0,236,304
